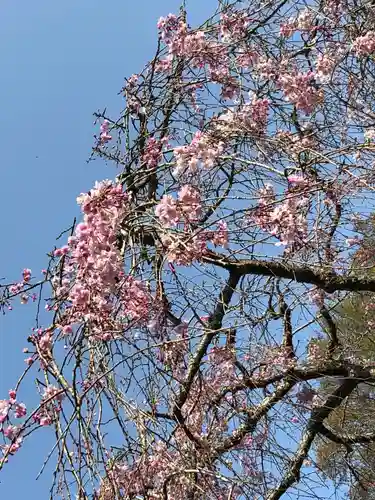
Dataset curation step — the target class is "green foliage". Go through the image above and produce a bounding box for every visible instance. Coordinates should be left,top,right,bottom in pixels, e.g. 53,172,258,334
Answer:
315,244,375,497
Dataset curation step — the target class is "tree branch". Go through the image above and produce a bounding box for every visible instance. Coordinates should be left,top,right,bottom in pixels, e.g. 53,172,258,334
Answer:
203,251,375,293
267,376,361,499
172,271,240,436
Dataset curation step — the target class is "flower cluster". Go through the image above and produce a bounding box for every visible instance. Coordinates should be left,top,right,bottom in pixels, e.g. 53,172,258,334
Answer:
178,184,202,221
53,181,129,340
142,137,163,169
7,268,37,306
214,95,269,137
280,8,316,38
236,48,259,68
251,346,296,379
0,390,27,465
279,70,323,114
173,131,225,176
157,14,182,46
309,286,326,308
316,45,343,83
155,185,202,227
207,220,229,248
158,323,188,378
33,327,53,367
155,195,179,227
255,56,288,81
159,218,229,266
307,339,327,364
276,129,316,155
33,385,65,427
99,439,238,500
323,0,345,18
117,276,155,324
205,346,237,398
124,74,142,115
161,231,207,266
250,183,309,250
240,95,269,134
99,120,112,144
22,268,31,282
157,12,233,97
220,10,250,42
352,31,375,57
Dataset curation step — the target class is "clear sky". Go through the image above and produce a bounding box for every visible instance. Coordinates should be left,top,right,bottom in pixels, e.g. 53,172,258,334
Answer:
0,1,216,497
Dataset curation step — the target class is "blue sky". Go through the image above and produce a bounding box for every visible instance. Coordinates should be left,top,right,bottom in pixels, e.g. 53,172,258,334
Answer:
0,1,216,497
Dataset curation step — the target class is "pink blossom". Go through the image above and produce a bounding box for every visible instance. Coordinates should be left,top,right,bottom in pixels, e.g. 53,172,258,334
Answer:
14,403,27,418
287,175,309,187
22,268,31,282
142,137,162,168
39,416,53,426
178,185,202,221
99,120,112,144
173,131,225,176
162,231,207,265
20,294,29,304
3,425,20,440
280,20,296,38
8,390,16,402
352,31,375,57
316,45,343,83
155,195,179,227
62,325,73,335
50,180,130,340
3,438,22,456
279,70,323,114
309,287,325,308
0,400,9,423
25,355,34,366
9,283,24,295
118,276,154,323
364,128,375,141
60,246,69,255
210,220,229,248
346,237,361,246
220,10,250,42
250,183,309,250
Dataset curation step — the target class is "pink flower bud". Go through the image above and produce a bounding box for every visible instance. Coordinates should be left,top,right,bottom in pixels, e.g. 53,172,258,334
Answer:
62,325,73,335
8,390,16,401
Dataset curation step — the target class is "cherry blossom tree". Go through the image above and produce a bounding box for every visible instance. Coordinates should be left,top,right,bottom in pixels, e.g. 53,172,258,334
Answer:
4,0,375,498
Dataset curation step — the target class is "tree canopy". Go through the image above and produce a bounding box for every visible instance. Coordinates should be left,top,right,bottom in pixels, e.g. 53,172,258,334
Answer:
4,0,375,498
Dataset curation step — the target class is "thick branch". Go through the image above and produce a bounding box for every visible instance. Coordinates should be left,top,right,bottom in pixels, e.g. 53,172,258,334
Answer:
211,363,368,407
203,251,375,293
214,377,295,456
267,376,360,500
